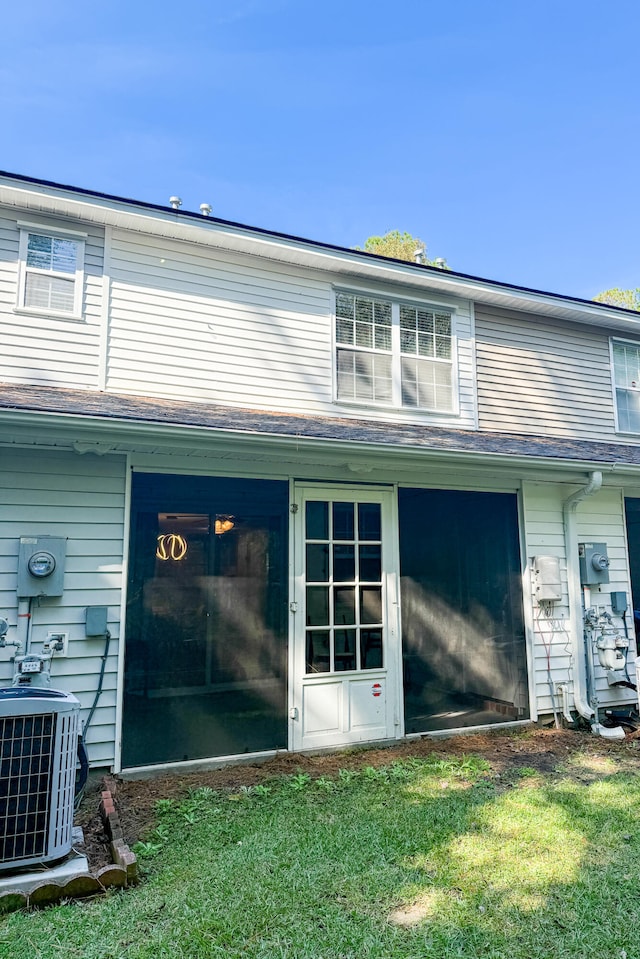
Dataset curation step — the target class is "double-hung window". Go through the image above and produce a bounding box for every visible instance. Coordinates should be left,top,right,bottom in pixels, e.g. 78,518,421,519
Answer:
16,226,85,319
335,290,455,413
612,339,640,432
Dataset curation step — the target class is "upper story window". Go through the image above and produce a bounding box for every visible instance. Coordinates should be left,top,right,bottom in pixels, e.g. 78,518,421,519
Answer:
16,225,86,319
335,291,455,413
612,339,640,432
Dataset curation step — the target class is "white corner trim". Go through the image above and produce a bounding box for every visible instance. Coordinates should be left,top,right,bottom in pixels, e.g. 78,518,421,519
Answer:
113,454,132,775
97,225,113,392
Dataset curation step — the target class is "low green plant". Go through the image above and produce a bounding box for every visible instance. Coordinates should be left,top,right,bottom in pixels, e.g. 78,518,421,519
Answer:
286,772,312,791
315,775,337,792
250,783,272,798
338,767,356,785
515,766,539,778
132,839,163,859
189,785,217,801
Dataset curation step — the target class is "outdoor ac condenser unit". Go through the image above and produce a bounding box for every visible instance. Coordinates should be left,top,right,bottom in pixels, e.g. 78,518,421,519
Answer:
0,687,80,872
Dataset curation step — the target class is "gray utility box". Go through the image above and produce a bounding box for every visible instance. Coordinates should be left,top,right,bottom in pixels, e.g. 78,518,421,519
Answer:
578,542,610,586
17,536,67,597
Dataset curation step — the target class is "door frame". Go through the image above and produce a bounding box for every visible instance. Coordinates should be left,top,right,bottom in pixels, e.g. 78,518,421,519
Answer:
288,482,403,752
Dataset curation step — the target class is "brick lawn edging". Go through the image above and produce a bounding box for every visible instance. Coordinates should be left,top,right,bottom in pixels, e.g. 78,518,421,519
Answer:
0,776,139,913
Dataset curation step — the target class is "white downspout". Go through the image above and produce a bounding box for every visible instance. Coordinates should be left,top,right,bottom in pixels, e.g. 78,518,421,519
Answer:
562,471,602,721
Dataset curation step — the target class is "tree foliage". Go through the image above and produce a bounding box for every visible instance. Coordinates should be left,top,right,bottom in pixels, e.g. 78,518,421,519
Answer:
356,230,448,268
593,287,640,311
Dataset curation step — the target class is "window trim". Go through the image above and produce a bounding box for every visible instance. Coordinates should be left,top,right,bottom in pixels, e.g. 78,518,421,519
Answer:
15,223,87,320
610,336,640,435
332,286,459,416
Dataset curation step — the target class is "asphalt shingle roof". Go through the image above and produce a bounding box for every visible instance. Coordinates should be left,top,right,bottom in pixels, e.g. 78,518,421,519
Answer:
1,383,640,466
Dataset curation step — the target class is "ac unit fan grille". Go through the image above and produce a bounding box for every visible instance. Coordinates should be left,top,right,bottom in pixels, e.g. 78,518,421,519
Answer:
0,712,56,862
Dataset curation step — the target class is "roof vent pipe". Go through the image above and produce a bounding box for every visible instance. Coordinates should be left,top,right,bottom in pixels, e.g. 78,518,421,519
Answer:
562,471,602,723
199,203,212,217
414,248,425,265
169,196,182,210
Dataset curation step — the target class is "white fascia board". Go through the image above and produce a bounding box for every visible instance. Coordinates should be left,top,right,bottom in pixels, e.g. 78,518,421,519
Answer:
1,407,640,478
3,176,640,335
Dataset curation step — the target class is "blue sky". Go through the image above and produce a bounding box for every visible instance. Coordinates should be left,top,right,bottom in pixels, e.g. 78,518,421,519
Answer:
2,1,638,299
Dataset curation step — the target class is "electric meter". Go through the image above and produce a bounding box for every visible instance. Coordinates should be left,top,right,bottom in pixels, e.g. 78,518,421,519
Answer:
27,551,56,578
578,542,611,586
17,536,67,597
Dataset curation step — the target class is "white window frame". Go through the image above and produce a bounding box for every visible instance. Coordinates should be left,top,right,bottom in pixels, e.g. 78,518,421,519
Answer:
333,287,459,416
610,336,640,434
15,221,87,320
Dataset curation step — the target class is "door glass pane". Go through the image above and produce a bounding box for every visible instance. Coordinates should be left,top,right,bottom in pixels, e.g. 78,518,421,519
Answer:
304,497,385,675
358,503,381,541
360,586,382,624
359,545,381,582
333,502,354,541
306,587,329,626
334,586,356,625
307,631,330,672
334,630,356,671
361,629,383,669
333,544,355,582
122,475,288,768
307,543,329,582
306,501,328,540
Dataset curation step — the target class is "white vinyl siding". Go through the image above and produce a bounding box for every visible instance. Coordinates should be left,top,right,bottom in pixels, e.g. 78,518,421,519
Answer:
0,211,104,387
0,448,126,767
106,231,477,428
476,305,618,440
522,481,635,716
612,339,640,433
107,231,332,410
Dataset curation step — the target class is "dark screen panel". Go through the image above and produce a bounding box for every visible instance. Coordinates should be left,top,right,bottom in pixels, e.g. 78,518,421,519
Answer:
122,474,288,767
399,488,529,733
624,499,640,620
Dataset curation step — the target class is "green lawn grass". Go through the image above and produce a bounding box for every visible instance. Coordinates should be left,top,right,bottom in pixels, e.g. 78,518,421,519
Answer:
2,751,640,959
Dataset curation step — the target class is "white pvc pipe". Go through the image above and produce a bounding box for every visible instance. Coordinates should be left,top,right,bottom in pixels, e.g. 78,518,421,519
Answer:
562,471,602,721
15,598,30,653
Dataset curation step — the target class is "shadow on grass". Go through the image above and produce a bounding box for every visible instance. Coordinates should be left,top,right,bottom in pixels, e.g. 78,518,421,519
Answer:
3,759,640,959
375,767,640,959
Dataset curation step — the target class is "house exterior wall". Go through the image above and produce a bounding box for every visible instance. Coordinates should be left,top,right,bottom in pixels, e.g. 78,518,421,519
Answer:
2,440,636,770
0,192,637,444
0,447,126,766
522,480,636,716
1,176,640,772
0,210,105,389
106,230,477,428
0,202,479,429
476,305,618,440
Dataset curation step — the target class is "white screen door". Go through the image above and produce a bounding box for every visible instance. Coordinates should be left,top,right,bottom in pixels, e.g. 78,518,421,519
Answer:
290,485,400,751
